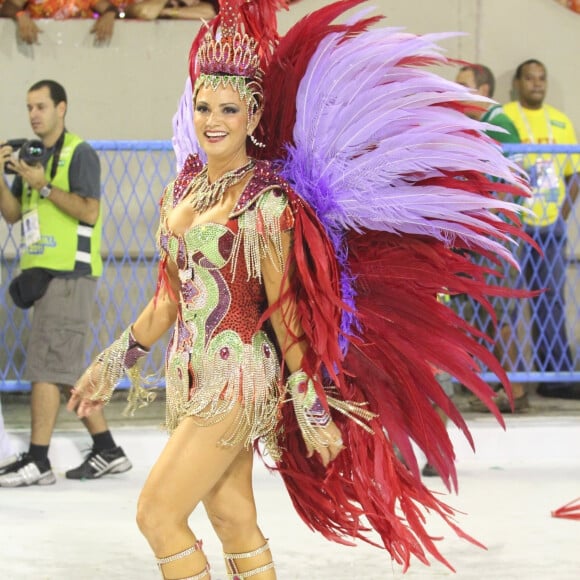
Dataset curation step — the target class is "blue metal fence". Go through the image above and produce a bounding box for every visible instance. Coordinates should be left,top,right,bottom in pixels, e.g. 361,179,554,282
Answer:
1,142,579,391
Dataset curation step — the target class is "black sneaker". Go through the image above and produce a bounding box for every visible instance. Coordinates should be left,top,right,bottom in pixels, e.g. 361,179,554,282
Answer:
66,446,132,480
0,454,26,476
0,454,56,487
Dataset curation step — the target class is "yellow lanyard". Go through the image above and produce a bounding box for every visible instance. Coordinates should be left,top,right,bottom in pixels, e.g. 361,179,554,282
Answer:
517,103,554,145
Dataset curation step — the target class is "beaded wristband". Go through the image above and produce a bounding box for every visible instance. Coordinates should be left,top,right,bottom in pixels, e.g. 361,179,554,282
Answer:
287,370,378,450
286,369,334,450
82,325,154,413
124,327,150,369
286,370,331,427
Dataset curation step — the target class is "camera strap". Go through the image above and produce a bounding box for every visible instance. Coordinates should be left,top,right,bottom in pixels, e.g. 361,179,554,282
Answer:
47,130,66,182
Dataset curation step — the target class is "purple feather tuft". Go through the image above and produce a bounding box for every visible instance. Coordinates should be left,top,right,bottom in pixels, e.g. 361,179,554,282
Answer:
172,77,206,171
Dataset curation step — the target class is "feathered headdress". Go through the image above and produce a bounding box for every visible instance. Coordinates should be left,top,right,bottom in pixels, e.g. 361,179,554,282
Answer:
189,1,289,111
172,0,289,163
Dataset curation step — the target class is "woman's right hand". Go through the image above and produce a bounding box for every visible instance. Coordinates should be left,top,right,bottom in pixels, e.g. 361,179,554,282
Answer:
66,360,110,418
16,13,41,45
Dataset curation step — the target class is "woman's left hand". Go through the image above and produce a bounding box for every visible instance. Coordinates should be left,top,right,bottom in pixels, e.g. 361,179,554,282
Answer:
305,419,345,467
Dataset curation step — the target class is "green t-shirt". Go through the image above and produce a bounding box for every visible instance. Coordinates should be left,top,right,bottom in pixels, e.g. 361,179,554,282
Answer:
481,104,521,144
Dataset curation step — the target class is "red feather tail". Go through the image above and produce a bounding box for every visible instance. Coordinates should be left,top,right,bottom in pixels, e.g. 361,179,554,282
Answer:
552,497,580,520
270,196,509,569
274,394,485,572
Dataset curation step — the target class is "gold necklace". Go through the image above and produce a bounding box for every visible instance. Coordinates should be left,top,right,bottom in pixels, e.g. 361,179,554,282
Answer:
188,159,255,213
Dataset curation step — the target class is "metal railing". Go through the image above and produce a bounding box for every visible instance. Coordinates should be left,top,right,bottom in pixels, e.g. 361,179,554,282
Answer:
1,142,579,391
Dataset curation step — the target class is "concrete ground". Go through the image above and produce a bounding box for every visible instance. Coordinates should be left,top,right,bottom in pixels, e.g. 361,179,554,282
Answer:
0,391,579,580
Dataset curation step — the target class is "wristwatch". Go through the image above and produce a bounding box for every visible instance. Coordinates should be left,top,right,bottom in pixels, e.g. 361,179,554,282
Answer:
39,182,53,199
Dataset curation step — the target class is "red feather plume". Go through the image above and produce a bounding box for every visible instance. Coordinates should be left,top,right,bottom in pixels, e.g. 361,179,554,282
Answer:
270,191,500,570
552,497,580,520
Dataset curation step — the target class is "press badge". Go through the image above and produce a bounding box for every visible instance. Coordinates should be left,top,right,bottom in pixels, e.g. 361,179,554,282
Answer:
529,158,560,204
23,209,41,247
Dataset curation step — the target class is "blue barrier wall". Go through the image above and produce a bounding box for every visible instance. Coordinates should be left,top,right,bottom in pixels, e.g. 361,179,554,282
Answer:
1,142,579,391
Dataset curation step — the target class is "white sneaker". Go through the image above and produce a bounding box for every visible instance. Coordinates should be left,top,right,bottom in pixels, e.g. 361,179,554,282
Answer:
0,455,56,487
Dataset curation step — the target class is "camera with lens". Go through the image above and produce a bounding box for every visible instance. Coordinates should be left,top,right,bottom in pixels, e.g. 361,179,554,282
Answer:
3,139,49,174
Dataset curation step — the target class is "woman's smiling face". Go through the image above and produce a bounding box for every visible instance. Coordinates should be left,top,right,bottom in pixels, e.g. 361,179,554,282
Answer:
194,84,259,163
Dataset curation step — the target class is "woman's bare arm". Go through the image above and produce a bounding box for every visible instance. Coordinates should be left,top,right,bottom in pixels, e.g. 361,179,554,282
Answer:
262,228,344,466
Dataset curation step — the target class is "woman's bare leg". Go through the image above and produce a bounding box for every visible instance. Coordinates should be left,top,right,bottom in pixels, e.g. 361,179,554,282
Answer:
137,413,246,579
203,449,276,579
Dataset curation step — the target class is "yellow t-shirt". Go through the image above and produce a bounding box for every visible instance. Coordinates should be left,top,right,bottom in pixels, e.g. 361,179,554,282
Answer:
503,102,579,226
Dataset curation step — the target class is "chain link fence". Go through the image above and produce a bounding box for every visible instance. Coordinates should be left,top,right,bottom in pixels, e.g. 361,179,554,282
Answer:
1,142,579,391
0,141,174,391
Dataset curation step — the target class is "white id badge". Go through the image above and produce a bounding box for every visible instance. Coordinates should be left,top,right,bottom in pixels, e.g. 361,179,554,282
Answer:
23,209,41,247
533,158,560,202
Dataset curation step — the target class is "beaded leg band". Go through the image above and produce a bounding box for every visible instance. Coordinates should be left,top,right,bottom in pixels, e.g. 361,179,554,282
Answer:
156,540,210,580
224,541,274,579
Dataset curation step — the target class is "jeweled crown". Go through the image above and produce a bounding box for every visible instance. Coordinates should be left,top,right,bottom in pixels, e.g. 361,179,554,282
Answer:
197,30,262,80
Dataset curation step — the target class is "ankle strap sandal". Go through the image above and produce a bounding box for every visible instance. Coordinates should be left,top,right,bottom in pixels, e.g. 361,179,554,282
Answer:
157,539,210,580
224,541,274,579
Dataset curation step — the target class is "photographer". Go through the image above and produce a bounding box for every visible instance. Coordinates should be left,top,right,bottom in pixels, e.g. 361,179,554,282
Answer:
0,80,131,487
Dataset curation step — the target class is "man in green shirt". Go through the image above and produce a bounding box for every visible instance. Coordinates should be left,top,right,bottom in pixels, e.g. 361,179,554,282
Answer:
456,64,521,144
0,80,131,487
422,64,524,478
455,66,526,409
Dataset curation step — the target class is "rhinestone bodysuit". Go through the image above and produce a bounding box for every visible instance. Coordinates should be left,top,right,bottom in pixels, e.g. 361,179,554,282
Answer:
157,155,295,458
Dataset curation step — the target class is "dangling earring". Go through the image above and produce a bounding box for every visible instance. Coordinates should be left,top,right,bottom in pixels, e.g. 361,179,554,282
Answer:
249,134,266,148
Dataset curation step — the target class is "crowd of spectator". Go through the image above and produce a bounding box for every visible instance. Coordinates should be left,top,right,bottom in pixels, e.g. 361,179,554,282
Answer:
0,0,219,44
454,60,580,407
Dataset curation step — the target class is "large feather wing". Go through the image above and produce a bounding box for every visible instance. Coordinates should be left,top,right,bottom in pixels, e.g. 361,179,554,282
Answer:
284,24,528,259
267,1,533,571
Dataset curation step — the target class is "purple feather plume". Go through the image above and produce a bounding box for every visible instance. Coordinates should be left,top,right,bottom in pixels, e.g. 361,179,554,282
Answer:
283,24,529,263
172,76,205,171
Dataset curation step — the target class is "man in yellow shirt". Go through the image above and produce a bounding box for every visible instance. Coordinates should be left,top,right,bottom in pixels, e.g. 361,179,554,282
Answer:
455,63,528,415
504,59,580,400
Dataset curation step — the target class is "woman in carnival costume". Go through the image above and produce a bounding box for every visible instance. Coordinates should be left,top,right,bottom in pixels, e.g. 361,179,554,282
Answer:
69,1,531,578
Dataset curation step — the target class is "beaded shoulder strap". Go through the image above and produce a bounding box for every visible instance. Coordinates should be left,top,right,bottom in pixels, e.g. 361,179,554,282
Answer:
172,154,204,206
230,159,292,217
230,184,293,281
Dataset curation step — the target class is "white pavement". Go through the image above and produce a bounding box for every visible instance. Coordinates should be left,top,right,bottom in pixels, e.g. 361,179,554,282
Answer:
0,417,579,580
